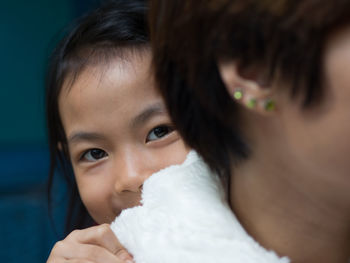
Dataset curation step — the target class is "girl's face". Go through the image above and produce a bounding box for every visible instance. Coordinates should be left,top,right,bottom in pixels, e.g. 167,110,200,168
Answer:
59,51,189,224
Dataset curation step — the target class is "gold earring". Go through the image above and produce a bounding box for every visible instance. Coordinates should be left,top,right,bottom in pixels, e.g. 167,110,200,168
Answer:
264,98,276,111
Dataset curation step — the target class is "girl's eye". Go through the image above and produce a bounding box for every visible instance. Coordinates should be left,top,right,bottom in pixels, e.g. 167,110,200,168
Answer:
81,148,108,162
146,125,174,142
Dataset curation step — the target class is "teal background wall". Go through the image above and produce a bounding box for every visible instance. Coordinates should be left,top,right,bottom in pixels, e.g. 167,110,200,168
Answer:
0,1,100,262
0,0,72,146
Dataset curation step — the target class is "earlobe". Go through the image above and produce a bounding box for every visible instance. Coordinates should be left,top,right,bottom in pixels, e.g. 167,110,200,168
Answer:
57,142,63,151
218,61,277,114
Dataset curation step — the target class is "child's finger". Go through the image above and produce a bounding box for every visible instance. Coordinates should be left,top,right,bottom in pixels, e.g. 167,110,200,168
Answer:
50,241,127,263
67,243,127,263
66,224,133,261
67,260,94,263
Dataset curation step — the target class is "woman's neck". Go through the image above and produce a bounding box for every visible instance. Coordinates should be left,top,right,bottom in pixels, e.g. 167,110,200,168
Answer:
229,146,350,263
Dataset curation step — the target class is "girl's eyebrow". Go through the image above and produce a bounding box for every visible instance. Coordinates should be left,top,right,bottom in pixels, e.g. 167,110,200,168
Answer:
131,102,166,129
68,132,105,145
68,103,166,145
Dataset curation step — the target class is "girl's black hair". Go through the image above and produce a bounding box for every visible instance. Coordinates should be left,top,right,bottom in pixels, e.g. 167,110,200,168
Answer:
46,0,148,235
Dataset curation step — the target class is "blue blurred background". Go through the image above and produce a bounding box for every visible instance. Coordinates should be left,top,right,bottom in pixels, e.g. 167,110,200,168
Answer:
0,0,101,262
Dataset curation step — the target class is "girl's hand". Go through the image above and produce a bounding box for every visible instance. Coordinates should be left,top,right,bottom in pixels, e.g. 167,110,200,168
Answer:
47,224,134,263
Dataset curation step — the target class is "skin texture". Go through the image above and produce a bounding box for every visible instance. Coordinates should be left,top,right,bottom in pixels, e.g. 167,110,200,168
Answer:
59,51,188,224
220,25,350,263
48,51,189,263
47,224,133,263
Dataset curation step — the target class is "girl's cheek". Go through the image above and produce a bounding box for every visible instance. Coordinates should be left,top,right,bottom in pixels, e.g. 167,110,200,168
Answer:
76,166,113,215
79,185,110,222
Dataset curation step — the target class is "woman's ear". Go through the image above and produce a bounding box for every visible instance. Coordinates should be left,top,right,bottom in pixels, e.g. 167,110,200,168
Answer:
218,61,277,114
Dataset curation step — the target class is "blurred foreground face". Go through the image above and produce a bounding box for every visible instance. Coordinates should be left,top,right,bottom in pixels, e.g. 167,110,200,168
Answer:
59,51,189,223
149,0,350,206
271,25,350,196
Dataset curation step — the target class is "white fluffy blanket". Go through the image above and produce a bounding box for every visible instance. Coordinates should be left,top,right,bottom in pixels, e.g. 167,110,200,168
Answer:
111,151,289,263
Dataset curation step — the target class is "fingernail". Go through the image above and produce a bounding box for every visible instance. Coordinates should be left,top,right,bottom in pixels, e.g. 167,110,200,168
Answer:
119,252,134,263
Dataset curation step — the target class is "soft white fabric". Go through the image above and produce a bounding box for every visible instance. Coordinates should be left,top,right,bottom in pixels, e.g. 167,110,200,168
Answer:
111,151,289,263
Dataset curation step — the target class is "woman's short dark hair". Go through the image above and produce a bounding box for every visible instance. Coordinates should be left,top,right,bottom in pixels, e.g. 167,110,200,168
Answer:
150,0,350,181
46,0,148,234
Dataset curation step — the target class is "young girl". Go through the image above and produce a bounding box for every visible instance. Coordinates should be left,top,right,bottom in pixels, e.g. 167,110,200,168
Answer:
150,0,350,262
46,1,188,262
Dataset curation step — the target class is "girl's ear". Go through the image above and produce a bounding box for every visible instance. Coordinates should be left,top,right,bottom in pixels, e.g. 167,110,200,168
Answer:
218,61,277,114
57,142,63,151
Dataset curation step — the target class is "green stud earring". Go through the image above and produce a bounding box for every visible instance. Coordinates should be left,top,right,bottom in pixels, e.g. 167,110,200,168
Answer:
246,98,257,109
264,99,276,111
233,90,243,100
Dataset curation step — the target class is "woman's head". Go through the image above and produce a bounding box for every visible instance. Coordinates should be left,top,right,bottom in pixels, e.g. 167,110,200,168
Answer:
47,0,188,228
150,0,350,179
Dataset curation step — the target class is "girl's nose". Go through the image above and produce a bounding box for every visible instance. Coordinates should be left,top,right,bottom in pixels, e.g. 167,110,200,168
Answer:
112,150,151,194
